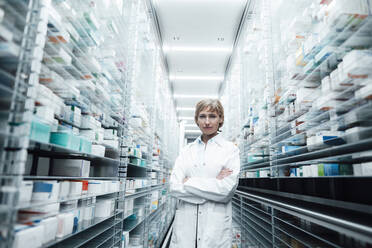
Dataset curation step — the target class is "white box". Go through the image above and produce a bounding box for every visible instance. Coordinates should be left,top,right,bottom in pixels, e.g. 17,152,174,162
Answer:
95,199,114,218
92,145,105,157
56,212,74,238
13,224,44,248
103,139,118,148
123,231,130,247
59,181,70,199
40,216,58,244
72,208,81,225
69,181,82,196
52,159,90,177
356,162,372,176
32,181,60,202
19,181,33,203
81,115,96,129
88,180,102,195
83,206,94,221
80,129,96,141
310,164,319,177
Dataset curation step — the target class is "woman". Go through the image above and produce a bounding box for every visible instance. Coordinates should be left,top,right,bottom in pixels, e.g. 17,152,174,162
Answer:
170,99,240,248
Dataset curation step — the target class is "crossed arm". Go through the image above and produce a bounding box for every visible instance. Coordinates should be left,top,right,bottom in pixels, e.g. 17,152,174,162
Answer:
170,146,240,204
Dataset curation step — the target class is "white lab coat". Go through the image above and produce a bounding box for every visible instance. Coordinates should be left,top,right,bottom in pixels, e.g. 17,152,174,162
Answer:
169,134,240,248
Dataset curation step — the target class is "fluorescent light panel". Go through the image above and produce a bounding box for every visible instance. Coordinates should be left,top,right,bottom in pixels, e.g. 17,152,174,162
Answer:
174,94,218,99
169,75,224,81
163,46,232,52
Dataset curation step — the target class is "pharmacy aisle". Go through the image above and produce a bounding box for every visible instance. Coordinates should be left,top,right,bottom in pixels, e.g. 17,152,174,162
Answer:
223,0,372,247
0,0,177,248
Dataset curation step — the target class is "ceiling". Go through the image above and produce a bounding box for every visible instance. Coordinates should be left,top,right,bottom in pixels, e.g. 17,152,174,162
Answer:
152,0,248,137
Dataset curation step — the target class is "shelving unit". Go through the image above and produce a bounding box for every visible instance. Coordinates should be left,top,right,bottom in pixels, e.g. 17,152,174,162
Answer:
222,0,372,247
0,0,178,247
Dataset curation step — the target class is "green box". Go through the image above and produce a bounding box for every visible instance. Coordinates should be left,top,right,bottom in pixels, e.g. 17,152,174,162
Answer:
80,136,92,153
141,159,147,167
130,157,141,165
317,164,325,176
50,132,80,151
339,164,353,175
29,119,51,143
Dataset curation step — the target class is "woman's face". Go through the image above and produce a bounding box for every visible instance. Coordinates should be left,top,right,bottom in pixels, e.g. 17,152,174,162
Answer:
196,108,222,136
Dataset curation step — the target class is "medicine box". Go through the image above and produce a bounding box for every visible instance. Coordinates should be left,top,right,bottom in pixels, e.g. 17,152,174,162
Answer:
92,144,105,157
13,224,44,248
56,212,74,238
31,180,60,202
353,162,372,176
51,159,90,177
79,136,92,153
95,199,115,218
69,181,82,196
130,157,141,166
29,118,51,143
19,181,33,203
50,132,80,150
59,181,70,199
40,216,58,244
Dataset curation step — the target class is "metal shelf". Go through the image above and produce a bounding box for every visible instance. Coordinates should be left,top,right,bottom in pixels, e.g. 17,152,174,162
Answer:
241,217,272,247
235,190,372,244
17,191,123,210
44,210,123,248
274,215,343,248
28,140,120,163
241,202,272,225
80,228,119,248
239,185,372,215
123,215,146,232
23,176,119,180
125,188,151,200
241,210,272,236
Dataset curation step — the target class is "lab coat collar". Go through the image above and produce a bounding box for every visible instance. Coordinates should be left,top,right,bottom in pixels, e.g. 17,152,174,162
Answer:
194,133,224,147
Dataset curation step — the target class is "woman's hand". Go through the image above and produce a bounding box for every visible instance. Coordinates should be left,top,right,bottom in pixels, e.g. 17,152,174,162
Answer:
183,177,189,183
216,168,233,180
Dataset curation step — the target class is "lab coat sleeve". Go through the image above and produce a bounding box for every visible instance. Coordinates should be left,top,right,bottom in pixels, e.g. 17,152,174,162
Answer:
170,149,206,204
183,145,240,203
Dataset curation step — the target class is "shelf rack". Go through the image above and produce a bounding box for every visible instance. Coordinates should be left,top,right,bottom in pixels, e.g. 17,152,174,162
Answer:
224,0,372,247
0,0,177,247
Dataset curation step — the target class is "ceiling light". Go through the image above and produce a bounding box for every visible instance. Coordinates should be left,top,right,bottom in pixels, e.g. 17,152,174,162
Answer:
169,75,224,81
163,46,232,53
176,107,194,111
174,94,218,99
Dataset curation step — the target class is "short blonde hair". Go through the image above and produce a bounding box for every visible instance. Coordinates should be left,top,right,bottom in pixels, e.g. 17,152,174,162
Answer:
194,99,224,128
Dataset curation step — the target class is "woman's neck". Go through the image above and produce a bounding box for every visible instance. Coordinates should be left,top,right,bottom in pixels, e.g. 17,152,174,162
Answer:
201,132,218,144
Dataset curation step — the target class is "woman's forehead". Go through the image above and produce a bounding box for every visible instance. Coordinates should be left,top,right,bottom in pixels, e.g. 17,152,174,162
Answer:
199,107,218,114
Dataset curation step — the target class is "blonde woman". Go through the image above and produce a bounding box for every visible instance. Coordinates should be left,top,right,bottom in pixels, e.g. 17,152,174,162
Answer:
170,99,240,248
